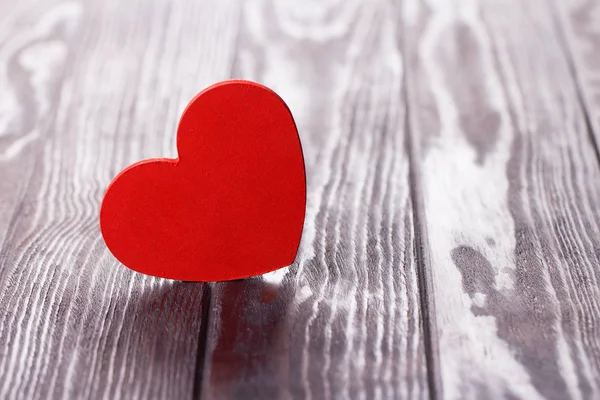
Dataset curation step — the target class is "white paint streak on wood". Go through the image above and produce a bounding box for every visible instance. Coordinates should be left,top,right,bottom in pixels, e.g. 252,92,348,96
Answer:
555,0,600,142
0,1,82,254
412,0,539,397
0,1,80,160
406,0,600,397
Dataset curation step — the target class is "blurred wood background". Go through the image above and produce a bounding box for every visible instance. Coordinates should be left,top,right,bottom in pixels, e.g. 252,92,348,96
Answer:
1,0,600,399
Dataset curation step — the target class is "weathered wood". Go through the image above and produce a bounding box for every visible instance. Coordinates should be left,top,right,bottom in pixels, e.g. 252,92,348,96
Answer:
200,1,429,399
554,0,600,145
403,0,600,398
0,0,75,255
0,1,241,398
5,0,600,398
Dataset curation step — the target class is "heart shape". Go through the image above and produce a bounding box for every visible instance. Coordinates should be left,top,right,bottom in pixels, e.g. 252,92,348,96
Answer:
100,80,306,281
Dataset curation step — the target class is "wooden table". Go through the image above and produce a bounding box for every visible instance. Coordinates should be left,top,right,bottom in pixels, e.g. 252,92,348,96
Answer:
1,0,600,399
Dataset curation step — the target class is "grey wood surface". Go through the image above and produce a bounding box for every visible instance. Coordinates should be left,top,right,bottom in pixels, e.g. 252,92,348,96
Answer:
0,0,240,399
404,0,600,398
1,0,600,399
555,0,600,144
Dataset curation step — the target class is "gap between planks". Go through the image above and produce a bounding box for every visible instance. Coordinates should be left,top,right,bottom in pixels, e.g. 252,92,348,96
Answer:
193,283,214,400
402,54,443,400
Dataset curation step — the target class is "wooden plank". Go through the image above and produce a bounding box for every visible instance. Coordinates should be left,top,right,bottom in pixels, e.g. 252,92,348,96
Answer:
0,1,241,398
0,0,76,252
200,1,429,399
403,0,600,398
554,0,600,144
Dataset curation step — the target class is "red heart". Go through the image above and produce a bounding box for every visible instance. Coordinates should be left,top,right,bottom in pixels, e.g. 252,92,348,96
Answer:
100,80,306,281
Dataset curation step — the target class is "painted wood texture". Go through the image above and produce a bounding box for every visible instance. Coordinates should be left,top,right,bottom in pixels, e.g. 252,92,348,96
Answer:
2,0,600,399
200,0,429,399
404,0,600,398
555,0,600,142
0,0,241,398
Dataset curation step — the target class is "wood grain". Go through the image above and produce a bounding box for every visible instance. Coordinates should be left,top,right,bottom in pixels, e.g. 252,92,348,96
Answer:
0,0,76,256
4,0,600,398
554,0,600,145
200,0,429,399
0,1,241,399
403,0,600,398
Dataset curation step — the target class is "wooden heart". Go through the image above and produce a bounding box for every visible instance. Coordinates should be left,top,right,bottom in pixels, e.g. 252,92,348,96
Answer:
99,80,306,281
